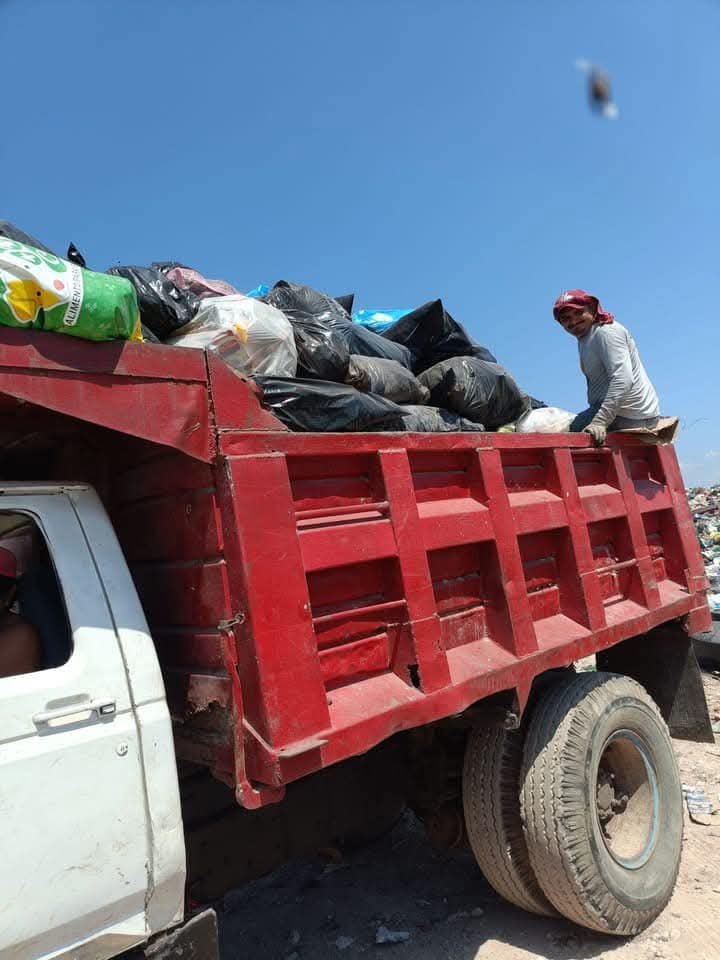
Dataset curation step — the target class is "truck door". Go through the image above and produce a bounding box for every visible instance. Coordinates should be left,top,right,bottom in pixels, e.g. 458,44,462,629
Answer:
0,494,150,960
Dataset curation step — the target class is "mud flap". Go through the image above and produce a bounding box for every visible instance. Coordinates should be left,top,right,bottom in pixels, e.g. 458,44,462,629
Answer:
121,909,219,960
597,622,714,743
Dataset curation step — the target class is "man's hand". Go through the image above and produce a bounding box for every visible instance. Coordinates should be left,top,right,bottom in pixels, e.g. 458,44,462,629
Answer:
584,420,607,446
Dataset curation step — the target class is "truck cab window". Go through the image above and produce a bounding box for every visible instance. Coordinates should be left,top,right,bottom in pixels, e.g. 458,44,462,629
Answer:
0,514,70,678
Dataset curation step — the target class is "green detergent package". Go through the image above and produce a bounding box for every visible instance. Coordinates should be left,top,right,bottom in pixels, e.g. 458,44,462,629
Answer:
0,237,141,341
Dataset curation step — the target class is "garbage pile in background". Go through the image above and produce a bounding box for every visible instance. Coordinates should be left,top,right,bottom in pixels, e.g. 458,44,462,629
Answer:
0,220,564,434
688,485,720,616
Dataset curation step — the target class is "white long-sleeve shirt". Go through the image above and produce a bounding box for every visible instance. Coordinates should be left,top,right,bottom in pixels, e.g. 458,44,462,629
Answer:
578,321,660,427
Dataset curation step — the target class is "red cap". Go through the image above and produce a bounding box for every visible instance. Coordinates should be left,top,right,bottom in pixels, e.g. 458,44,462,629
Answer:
553,289,614,325
0,548,17,579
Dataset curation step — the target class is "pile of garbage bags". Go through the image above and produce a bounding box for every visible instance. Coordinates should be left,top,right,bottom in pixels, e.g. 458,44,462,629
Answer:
0,219,556,434
688,485,720,617
252,281,534,432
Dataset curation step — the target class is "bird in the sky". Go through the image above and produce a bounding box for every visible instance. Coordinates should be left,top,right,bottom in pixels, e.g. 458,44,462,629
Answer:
575,59,619,119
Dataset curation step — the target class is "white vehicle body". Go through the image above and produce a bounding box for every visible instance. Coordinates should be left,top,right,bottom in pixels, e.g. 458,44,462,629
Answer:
0,484,186,960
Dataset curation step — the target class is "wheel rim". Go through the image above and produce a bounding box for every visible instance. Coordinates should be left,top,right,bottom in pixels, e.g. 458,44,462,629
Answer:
594,729,659,870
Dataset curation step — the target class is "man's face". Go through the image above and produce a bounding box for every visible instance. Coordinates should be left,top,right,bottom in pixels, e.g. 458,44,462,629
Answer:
557,306,595,338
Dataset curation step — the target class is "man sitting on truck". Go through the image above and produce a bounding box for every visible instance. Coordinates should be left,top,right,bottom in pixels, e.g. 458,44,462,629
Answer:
0,547,42,678
553,289,660,444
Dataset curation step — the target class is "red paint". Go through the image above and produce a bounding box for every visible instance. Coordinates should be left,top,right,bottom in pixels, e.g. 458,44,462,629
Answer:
0,332,710,808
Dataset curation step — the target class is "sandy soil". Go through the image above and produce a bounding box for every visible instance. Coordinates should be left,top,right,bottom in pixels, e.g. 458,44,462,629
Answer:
217,671,720,960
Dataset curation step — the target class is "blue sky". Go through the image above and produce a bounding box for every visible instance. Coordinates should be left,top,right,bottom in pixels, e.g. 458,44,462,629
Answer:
2,1,718,484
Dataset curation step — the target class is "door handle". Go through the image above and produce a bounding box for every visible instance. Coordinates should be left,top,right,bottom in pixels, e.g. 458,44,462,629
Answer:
33,698,116,727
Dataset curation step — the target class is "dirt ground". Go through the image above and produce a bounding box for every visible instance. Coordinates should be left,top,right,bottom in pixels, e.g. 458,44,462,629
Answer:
217,670,720,960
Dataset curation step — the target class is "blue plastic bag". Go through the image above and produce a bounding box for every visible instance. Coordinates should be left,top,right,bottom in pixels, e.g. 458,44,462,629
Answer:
352,308,410,334
246,283,270,299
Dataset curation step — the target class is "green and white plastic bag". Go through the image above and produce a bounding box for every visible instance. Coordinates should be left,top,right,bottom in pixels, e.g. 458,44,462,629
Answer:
0,238,141,341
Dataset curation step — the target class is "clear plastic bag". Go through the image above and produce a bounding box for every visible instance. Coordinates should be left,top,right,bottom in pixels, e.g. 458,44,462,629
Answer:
515,406,576,433
168,295,297,377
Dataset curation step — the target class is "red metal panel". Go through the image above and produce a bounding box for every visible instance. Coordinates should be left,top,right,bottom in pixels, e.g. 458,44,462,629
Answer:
113,454,215,504
113,489,223,563
154,629,226,671
0,327,208,381
220,454,331,748
612,449,661,610
0,331,213,462
132,559,231,628
579,488,627,523
219,431,600,458
377,449,451,693
207,353,288,432
439,608,488,650
299,519,397,573
0,369,214,462
657,445,712,603
509,492,568,535
550,449,606,631
477,450,538,657
417,499,493,551
319,633,391,685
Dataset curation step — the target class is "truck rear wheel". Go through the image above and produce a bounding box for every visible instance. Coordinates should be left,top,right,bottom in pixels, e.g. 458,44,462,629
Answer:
520,672,683,935
462,723,554,916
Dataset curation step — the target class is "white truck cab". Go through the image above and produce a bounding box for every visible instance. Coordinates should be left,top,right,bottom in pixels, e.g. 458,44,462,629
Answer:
0,484,217,960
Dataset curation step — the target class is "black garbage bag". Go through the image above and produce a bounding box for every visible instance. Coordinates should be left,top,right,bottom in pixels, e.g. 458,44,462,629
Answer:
392,405,486,433
342,321,414,369
334,293,354,313
141,324,161,344
264,280,349,326
66,242,87,268
0,220,56,254
292,321,350,380
255,377,403,432
263,281,350,381
383,299,495,373
264,281,414,378
151,260,190,274
346,356,429,405
419,357,529,429
107,265,199,339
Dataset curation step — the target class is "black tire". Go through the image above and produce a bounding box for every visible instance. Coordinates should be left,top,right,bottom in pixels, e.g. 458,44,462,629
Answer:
520,672,683,935
463,723,554,916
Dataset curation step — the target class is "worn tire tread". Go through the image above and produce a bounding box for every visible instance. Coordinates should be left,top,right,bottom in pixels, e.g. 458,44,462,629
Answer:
520,672,680,935
463,724,554,916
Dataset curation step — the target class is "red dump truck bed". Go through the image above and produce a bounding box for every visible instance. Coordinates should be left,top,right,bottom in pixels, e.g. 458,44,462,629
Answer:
0,330,710,810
